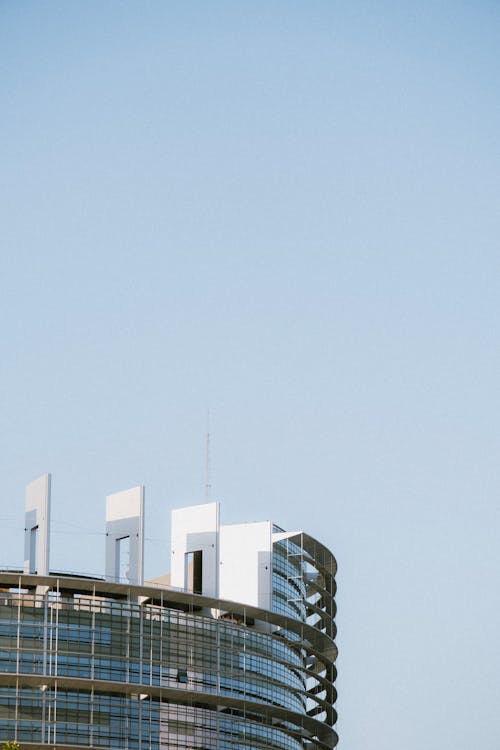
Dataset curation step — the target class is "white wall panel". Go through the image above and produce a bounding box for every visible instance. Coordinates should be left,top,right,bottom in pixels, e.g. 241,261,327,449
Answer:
105,486,144,585
24,473,51,575
170,502,219,597
219,521,272,609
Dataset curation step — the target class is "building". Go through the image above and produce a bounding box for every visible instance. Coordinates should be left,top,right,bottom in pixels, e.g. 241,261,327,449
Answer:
0,474,338,749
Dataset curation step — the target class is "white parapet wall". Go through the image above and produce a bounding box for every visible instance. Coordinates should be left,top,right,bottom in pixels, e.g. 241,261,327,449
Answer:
105,486,145,585
24,473,51,576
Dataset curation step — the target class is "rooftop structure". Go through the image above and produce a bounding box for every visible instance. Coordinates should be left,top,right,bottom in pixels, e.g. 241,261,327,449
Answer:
0,474,338,750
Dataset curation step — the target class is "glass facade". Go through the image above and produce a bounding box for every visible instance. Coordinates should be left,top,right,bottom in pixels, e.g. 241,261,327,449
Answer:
0,540,337,750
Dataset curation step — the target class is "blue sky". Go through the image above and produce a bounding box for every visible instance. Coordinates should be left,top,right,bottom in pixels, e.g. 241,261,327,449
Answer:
1,2,500,748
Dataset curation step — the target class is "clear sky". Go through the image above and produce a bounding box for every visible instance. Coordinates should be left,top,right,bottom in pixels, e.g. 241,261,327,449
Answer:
1,2,500,748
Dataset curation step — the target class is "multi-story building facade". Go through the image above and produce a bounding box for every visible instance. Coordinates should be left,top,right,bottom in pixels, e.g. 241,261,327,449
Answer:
0,475,338,750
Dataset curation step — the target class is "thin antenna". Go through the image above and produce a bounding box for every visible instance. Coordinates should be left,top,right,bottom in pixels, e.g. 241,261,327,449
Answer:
205,409,211,501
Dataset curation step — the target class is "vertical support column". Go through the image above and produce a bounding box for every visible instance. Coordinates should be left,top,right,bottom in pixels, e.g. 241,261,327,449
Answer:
24,473,51,576
105,486,145,585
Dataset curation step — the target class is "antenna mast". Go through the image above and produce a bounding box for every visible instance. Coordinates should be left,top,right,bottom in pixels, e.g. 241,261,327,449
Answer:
205,410,211,501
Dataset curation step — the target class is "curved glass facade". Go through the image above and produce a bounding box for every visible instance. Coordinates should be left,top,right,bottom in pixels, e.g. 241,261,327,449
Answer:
0,544,337,750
